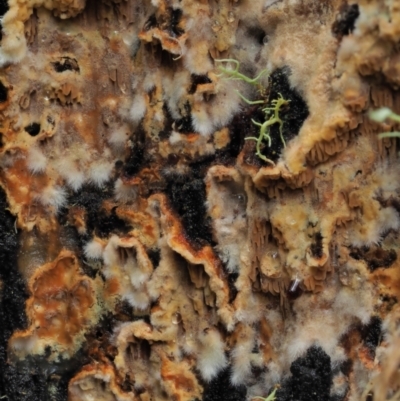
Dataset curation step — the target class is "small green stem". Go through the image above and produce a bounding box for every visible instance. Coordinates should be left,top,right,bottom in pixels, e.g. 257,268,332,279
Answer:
378,131,400,139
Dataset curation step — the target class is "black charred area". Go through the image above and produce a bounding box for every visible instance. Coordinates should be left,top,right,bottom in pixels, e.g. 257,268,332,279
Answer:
332,3,359,38
58,183,130,241
143,14,157,31
165,174,213,249
0,187,48,401
147,248,161,269
0,0,8,40
147,249,161,269
349,246,397,271
142,8,184,37
174,101,195,134
164,154,215,248
0,0,8,17
202,367,247,401
52,57,80,73
0,81,8,102
361,316,382,357
24,122,41,137
216,109,254,165
169,7,184,37
247,26,266,46
310,232,324,258
287,279,303,301
123,126,149,177
227,272,239,303
189,74,212,94
276,346,332,401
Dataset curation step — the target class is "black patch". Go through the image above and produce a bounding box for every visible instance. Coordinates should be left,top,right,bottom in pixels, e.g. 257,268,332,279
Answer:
249,67,309,165
310,232,323,258
24,123,41,137
349,247,397,271
276,346,332,401
58,184,130,240
287,279,303,301
365,393,373,401
124,144,145,177
0,81,8,102
227,272,239,303
202,368,247,401
0,187,48,400
174,101,194,134
52,57,80,73
225,106,257,166
0,132,3,148
143,14,157,31
170,8,184,37
189,74,212,94
113,300,137,323
0,0,8,17
361,316,382,357
147,249,161,269
165,176,213,249
247,26,266,46
332,3,359,38
123,127,148,177
339,359,352,377
143,8,184,37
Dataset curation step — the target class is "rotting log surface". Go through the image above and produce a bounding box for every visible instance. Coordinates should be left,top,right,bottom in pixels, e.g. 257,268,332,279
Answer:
0,1,400,401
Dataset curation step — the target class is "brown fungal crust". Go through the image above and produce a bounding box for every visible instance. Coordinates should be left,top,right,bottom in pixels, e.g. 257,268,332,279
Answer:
9,250,100,361
0,0,400,400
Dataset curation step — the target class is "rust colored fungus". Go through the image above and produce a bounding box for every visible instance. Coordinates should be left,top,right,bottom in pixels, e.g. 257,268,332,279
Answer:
9,250,100,361
1,0,400,400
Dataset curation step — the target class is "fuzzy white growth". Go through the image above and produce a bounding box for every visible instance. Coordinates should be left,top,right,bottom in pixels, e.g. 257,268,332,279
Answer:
89,161,113,187
337,36,360,63
183,45,213,75
124,290,150,311
350,207,400,248
333,287,372,325
169,131,183,145
66,170,85,192
37,186,67,212
129,94,146,124
197,329,227,382
109,126,130,149
143,72,156,93
0,24,28,66
217,243,240,273
161,163,190,182
84,239,104,260
114,178,137,203
103,236,153,310
191,80,241,136
191,109,215,136
27,148,47,174
126,258,150,289
230,328,255,385
56,159,85,191
162,72,189,119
